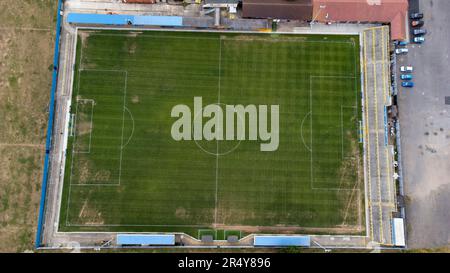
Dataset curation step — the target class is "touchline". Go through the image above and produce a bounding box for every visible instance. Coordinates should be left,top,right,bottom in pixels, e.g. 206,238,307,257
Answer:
171,97,279,152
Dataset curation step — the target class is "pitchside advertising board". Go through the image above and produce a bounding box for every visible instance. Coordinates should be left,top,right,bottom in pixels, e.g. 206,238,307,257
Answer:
171,96,280,152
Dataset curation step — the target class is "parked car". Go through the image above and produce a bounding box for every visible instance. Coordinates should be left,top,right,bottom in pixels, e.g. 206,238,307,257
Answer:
411,20,424,27
402,81,414,88
413,29,427,36
410,13,424,20
413,36,425,43
395,48,409,54
400,66,414,72
401,74,413,80
397,41,409,46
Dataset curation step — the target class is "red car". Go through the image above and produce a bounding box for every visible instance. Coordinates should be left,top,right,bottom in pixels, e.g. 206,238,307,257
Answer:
411,20,424,28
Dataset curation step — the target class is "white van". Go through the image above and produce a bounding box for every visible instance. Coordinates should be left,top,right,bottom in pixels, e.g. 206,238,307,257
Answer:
395,48,409,54
400,66,413,72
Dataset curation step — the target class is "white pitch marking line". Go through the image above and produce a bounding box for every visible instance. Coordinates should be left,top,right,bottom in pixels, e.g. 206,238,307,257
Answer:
88,100,94,153
65,33,365,228
341,104,345,160
309,75,361,193
300,111,312,152
117,71,128,187
310,76,314,190
214,37,222,226
121,107,135,149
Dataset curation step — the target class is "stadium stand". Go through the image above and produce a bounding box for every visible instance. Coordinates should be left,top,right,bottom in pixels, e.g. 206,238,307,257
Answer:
254,236,311,247
116,234,176,246
67,13,183,27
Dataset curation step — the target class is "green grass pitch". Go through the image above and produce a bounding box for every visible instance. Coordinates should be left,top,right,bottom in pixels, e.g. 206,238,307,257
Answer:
59,29,364,237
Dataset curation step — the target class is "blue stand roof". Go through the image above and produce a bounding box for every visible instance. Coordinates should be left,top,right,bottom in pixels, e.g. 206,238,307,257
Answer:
67,13,183,27
254,236,311,247
117,234,175,245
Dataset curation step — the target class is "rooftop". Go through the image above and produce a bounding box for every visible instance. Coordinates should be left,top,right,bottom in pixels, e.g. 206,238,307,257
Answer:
313,0,408,40
242,0,313,20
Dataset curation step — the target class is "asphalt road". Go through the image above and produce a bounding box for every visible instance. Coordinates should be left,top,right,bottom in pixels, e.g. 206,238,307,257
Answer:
398,0,450,248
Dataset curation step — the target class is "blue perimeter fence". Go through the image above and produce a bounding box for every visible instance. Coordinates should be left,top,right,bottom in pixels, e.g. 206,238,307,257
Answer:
35,0,63,248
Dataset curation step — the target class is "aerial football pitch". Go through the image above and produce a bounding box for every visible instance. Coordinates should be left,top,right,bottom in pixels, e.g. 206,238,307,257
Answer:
59,29,364,237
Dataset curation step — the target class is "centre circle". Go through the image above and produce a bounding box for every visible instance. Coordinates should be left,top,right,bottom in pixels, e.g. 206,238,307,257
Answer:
192,102,245,156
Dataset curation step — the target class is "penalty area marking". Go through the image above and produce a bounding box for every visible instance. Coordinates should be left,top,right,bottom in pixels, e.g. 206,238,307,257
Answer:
309,75,359,192
66,69,129,226
309,74,364,233
68,69,128,187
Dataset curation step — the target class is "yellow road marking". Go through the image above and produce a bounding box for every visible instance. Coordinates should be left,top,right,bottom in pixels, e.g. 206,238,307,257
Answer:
366,26,388,31
381,27,388,103
370,201,396,208
372,29,384,243
382,27,396,244
385,150,394,202
381,27,394,205
363,32,375,241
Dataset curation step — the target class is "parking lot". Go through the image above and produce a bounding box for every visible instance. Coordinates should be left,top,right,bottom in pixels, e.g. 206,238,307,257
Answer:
397,0,450,248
